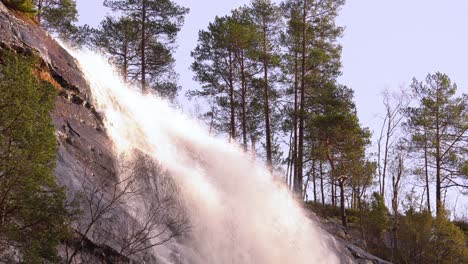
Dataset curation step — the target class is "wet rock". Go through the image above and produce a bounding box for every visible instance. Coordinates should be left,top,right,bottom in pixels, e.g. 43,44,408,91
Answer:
0,2,140,262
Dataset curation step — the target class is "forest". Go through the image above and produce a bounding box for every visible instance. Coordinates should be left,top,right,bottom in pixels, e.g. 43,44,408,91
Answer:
0,0,467,263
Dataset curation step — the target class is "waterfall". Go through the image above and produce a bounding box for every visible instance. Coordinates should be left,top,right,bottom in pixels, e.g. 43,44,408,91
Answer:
69,48,339,264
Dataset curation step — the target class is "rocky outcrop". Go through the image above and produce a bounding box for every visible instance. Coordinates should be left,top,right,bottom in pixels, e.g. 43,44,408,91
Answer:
309,211,392,264
0,2,392,263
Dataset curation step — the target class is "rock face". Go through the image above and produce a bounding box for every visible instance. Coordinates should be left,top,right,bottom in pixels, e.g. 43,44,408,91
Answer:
0,3,391,263
0,3,145,262
313,214,392,264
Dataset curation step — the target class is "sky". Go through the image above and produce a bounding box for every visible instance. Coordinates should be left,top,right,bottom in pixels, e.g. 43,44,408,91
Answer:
75,1,468,214
75,0,468,140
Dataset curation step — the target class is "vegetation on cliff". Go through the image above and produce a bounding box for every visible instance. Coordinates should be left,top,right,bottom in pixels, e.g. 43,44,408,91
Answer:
0,50,70,263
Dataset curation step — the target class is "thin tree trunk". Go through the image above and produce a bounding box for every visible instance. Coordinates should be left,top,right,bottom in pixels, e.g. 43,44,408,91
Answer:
358,196,365,241
328,153,347,228
286,127,293,186
296,0,307,198
340,179,347,228
312,159,317,202
293,48,299,194
140,0,147,92
320,160,325,205
391,155,403,261
239,51,248,151
377,118,386,200
262,27,273,169
382,114,392,202
328,155,346,228
123,42,128,82
435,92,442,216
424,128,431,213
228,51,236,142
331,178,335,206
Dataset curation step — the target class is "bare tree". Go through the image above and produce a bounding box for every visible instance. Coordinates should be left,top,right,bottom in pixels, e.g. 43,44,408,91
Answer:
389,140,407,261
377,88,411,203
66,154,189,263
116,156,190,261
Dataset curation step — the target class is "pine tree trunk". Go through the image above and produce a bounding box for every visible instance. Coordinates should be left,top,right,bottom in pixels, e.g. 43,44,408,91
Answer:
228,51,236,141
263,27,273,170
340,179,347,228
328,154,347,228
286,129,293,186
296,0,307,198
240,51,248,151
141,0,147,92
123,41,128,82
435,92,442,216
312,159,317,202
320,160,325,205
358,197,365,240
424,128,431,213
330,174,335,207
293,48,299,195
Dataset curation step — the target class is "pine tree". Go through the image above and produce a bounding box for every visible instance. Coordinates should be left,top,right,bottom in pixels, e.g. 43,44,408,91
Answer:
94,16,140,82
309,83,371,227
228,9,258,150
248,0,282,169
190,11,261,151
282,0,344,197
104,0,188,97
35,0,78,38
189,15,239,139
406,73,467,216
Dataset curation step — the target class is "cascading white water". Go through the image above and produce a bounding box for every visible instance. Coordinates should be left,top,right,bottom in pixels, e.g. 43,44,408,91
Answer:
70,48,339,264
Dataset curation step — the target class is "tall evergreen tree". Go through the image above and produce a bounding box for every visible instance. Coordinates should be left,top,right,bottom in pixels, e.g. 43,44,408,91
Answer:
309,83,371,227
35,0,78,38
406,73,467,216
280,0,302,190
104,0,188,97
94,16,140,82
282,0,344,196
190,10,261,151
248,0,282,168
190,15,239,139
228,9,258,150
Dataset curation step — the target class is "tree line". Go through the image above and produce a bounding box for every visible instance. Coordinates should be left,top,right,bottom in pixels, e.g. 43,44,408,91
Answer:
189,0,466,217
187,0,467,262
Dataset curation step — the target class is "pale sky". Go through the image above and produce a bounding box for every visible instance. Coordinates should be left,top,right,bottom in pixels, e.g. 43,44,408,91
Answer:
75,0,467,216
76,0,468,138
